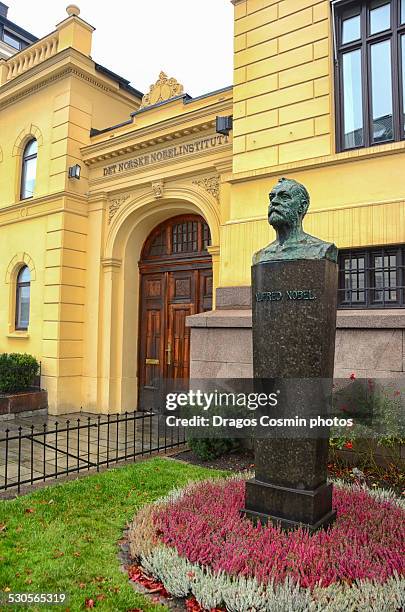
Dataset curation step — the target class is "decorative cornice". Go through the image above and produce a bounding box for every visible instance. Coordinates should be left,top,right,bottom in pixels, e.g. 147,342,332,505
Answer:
83,119,221,166
192,175,220,202
0,191,88,228
82,95,233,163
0,52,134,111
140,71,184,109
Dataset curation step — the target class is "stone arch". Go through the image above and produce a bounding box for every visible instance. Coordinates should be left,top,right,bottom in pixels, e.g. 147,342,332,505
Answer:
106,182,221,260
98,183,220,413
5,252,36,284
12,124,43,157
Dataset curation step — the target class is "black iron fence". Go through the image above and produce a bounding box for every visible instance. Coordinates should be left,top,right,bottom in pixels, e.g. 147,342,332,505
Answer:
0,412,186,493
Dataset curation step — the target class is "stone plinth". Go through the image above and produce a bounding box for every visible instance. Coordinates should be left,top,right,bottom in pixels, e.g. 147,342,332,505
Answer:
242,258,338,531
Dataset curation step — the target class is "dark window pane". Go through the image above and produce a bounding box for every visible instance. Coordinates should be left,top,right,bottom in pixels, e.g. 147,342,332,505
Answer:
370,40,393,143
149,230,166,256
369,2,391,35
402,36,405,133
16,267,31,330
21,157,37,199
19,267,31,283
3,31,21,49
342,14,361,44
25,140,38,157
341,255,366,303
342,50,364,148
373,253,397,302
18,287,30,329
203,223,211,250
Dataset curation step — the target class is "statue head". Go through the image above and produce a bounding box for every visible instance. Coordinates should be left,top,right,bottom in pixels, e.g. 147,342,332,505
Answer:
268,178,310,231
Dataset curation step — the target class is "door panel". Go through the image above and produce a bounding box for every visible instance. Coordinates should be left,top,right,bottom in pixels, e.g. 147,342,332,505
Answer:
199,269,213,312
139,273,165,409
167,303,195,381
138,216,213,409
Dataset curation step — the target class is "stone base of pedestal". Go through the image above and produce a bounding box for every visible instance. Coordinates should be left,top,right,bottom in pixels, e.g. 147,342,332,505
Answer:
242,478,336,531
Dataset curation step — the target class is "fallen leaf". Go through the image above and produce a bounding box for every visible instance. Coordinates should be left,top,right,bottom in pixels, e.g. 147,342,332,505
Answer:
25,508,35,514
96,594,106,601
78,583,86,589
73,552,81,558
0,523,6,532
53,551,64,558
25,579,32,585
85,598,95,609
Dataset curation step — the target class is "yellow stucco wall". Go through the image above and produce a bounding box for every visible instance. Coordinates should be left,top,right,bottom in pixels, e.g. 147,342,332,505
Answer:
0,12,141,412
220,0,405,287
0,2,403,413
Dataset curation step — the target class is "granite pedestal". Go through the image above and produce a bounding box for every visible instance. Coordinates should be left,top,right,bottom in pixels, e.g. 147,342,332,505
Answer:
242,258,338,531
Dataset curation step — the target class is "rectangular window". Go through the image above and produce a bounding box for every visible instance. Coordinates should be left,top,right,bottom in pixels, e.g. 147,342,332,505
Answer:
335,0,405,150
342,49,364,147
338,246,405,308
3,31,21,50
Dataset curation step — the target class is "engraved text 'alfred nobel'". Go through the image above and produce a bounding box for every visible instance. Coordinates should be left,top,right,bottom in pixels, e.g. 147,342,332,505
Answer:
256,290,317,302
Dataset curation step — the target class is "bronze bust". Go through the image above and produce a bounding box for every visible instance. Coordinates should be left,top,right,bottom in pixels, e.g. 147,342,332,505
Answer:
253,178,337,264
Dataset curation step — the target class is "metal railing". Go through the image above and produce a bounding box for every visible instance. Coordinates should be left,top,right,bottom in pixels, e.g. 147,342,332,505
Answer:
0,412,186,493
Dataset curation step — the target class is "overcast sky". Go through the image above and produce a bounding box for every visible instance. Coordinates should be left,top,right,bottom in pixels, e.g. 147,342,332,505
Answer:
7,1,234,97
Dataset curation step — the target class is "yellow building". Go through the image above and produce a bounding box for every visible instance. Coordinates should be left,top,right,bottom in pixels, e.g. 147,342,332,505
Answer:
0,1,404,414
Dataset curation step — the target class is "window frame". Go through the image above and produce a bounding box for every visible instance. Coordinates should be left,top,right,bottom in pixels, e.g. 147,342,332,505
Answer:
3,29,22,50
15,266,31,331
335,0,405,151
338,245,405,308
20,139,38,201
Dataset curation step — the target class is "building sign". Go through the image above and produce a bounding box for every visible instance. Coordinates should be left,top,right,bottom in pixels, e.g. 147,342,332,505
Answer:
103,134,230,176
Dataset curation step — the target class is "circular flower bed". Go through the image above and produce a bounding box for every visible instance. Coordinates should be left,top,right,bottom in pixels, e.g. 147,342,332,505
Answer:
128,476,405,611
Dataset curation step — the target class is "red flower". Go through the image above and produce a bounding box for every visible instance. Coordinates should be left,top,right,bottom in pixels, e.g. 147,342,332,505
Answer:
350,373,356,381
344,441,353,449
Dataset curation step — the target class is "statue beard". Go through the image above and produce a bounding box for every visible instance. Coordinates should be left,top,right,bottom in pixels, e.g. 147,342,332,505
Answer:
269,206,300,231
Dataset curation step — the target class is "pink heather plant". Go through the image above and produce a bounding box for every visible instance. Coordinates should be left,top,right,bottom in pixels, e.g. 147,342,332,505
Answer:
153,479,404,590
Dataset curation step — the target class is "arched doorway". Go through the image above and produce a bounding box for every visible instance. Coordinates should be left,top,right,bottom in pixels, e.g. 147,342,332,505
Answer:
138,214,213,408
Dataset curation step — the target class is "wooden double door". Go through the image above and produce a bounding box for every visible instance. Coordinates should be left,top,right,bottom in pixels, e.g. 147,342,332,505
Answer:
138,216,212,409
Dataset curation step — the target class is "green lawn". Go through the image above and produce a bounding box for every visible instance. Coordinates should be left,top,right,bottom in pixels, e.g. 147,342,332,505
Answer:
0,457,225,612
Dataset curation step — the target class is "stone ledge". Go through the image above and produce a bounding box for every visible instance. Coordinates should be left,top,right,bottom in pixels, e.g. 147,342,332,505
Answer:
186,309,252,328
188,308,405,330
337,310,405,329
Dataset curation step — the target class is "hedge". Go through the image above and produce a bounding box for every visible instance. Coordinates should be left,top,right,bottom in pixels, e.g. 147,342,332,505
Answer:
0,353,40,393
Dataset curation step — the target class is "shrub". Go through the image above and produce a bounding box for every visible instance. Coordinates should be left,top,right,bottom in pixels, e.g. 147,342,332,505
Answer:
0,353,39,393
188,437,238,461
153,478,405,589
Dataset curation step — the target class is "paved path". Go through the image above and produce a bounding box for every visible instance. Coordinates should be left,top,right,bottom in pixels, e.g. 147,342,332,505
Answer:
0,411,184,491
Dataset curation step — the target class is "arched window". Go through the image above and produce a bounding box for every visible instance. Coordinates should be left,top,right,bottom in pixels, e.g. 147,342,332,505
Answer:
16,266,31,330
20,139,38,200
